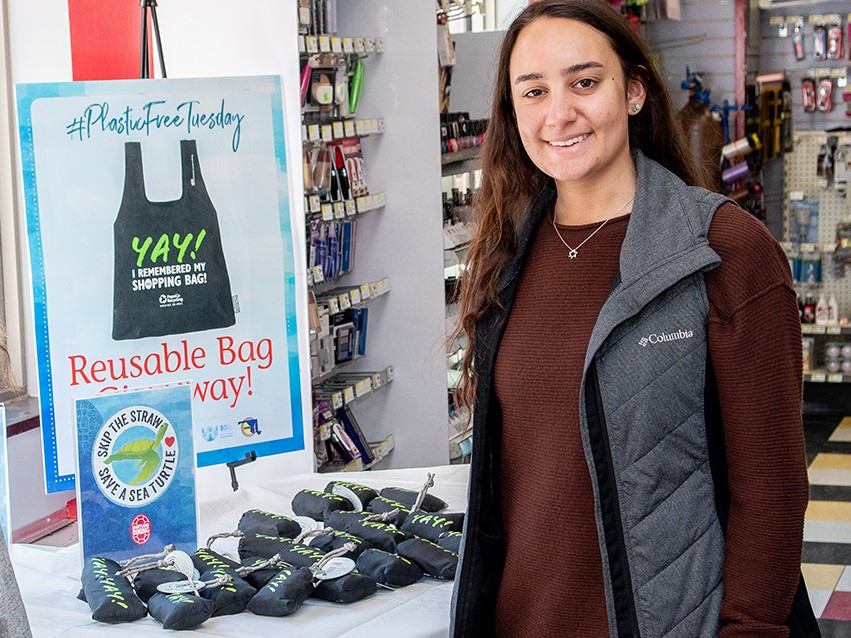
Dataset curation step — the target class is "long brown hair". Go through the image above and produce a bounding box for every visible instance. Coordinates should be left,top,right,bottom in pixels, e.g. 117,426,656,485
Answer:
454,0,697,413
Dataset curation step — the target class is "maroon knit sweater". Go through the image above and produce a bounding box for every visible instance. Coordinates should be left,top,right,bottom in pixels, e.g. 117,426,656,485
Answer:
493,203,808,637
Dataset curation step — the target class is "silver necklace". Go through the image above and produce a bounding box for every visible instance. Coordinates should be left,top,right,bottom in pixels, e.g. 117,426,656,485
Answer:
551,197,634,259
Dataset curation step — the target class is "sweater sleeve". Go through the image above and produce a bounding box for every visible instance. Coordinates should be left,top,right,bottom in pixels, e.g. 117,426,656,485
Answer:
705,204,809,638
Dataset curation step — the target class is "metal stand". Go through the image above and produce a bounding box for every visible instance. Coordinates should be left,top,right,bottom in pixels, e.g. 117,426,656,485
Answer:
226,451,257,492
140,0,167,79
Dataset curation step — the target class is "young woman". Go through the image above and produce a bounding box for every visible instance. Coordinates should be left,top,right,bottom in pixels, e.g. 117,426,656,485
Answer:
450,1,817,636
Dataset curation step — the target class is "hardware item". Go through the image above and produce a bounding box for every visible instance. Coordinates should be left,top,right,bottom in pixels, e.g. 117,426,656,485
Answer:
802,77,817,113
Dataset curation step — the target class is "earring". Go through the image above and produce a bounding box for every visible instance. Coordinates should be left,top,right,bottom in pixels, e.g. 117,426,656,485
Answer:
631,103,642,113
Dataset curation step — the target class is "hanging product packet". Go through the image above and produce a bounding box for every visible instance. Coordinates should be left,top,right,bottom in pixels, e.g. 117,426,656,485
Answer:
80,556,148,623
238,509,303,538
355,548,423,588
147,591,217,631
397,537,459,580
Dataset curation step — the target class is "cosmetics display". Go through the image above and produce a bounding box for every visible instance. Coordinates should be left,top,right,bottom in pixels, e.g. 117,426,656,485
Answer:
300,0,400,472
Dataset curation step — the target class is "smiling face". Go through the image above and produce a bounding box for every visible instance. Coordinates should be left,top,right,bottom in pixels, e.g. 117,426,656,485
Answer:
509,17,645,193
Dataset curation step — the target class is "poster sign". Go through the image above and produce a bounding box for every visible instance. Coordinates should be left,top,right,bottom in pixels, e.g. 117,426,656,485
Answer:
75,384,197,562
16,76,305,492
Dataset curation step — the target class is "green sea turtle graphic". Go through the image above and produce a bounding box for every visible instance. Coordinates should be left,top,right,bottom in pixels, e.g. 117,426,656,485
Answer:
104,423,168,486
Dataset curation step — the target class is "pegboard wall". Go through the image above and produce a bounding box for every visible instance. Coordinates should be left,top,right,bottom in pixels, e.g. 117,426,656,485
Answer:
784,130,851,315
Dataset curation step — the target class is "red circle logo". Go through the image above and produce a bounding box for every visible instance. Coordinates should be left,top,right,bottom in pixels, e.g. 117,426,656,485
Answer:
130,514,152,545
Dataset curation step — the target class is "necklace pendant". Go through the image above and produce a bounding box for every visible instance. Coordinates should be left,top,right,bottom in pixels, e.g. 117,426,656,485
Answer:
568,249,578,259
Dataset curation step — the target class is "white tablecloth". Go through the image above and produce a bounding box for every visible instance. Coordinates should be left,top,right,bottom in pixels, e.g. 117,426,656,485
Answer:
11,464,470,638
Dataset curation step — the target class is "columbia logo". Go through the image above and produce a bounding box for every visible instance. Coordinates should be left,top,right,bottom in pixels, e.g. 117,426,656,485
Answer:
639,329,694,347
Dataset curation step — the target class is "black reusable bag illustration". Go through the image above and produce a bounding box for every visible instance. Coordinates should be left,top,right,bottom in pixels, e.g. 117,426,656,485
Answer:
112,139,235,340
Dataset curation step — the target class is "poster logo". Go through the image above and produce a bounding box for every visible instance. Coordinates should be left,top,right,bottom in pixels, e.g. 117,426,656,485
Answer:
131,514,152,545
239,417,260,437
92,406,179,507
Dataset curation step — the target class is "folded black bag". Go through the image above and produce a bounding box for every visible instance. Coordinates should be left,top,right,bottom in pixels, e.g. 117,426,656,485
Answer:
292,489,355,522
147,591,216,630
239,556,286,589
397,537,458,580
80,556,148,624
191,547,241,574
313,571,377,604
437,530,463,554
365,497,411,526
324,480,379,510
400,511,465,542
247,565,314,617
346,520,412,553
238,509,302,538
310,530,373,558
238,533,295,560
132,568,186,603
198,567,257,616
379,487,447,512
355,549,423,588
323,510,370,532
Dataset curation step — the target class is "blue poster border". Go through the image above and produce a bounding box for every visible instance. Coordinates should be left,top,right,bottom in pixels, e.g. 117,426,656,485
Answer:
15,76,305,491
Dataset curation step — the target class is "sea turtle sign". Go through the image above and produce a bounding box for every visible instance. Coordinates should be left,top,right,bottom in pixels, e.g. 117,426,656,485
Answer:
75,384,197,562
92,407,178,507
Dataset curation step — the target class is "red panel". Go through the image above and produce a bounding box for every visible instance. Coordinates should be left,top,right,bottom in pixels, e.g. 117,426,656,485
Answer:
68,0,142,81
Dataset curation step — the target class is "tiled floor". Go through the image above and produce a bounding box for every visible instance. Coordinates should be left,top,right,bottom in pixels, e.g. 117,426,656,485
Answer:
803,415,851,637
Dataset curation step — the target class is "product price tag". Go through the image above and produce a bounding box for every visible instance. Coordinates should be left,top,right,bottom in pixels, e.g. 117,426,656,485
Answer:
321,203,333,221
331,392,343,410
157,581,206,594
301,124,309,143
327,297,340,314
338,293,351,310
332,121,345,139
306,36,319,54
333,202,346,219
353,38,365,55
331,37,343,53
350,288,362,305
369,119,379,134
312,265,325,283
307,270,314,287
364,37,375,53
828,373,843,383
370,281,380,298
374,37,384,53
377,118,385,134
308,124,321,142
298,35,306,54
808,14,824,24
343,386,356,404
359,283,372,300
319,36,331,52
811,372,827,383
344,120,356,138
827,325,842,334
345,199,357,217
385,365,395,381
355,119,365,136
342,38,354,54
321,125,333,142
371,372,382,388
355,196,366,213
355,379,372,397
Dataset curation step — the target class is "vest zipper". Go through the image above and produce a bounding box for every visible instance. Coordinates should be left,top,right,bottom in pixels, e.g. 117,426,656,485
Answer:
586,364,640,638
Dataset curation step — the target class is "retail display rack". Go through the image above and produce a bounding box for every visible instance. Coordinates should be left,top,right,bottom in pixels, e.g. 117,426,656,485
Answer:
299,0,448,472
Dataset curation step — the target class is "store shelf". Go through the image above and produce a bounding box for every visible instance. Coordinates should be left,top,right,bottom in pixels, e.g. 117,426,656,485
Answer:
314,366,395,410
301,117,385,143
804,369,851,383
298,34,385,56
757,0,837,9
801,324,851,335
321,434,395,473
441,147,481,166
